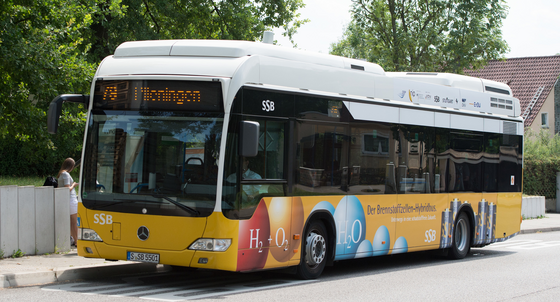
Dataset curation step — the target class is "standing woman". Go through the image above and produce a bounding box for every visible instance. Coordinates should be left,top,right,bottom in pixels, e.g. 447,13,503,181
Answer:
58,158,78,246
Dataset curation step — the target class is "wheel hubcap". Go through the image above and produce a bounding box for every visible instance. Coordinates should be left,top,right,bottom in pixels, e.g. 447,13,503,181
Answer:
455,218,467,251
305,232,326,266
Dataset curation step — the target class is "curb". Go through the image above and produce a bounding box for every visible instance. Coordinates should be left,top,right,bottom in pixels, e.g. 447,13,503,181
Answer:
0,262,167,289
519,227,560,234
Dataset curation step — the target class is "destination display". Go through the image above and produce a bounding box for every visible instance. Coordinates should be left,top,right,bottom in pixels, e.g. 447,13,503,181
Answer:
93,80,223,111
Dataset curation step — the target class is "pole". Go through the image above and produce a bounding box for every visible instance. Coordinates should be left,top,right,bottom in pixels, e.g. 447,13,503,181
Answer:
556,172,560,213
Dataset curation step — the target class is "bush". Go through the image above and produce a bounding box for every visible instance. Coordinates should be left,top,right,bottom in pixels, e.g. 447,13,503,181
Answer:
523,128,560,198
523,158,560,198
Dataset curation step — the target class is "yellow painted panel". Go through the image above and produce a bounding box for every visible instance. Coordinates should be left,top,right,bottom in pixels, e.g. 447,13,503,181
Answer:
112,222,121,240
457,193,483,211
85,210,206,251
76,241,100,258
496,192,522,239
77,203,89,228
93,241,199,267
481,193,498,205
395,194,448,250
195,212,239,271
359,195,398,255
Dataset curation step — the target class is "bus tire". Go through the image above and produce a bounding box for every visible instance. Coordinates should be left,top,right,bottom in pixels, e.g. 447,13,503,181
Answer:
296,220,328,279
448,212,471,259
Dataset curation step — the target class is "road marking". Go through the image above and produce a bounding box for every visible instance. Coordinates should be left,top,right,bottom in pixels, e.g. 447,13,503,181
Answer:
42,272,315,301
487,239,560,250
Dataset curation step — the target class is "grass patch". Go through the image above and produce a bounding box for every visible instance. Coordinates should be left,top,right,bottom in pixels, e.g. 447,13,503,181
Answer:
0,170,79,187
11,249,25,258
0,175,46,186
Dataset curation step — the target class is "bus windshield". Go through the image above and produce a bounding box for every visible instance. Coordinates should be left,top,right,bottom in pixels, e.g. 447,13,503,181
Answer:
81,80,223,217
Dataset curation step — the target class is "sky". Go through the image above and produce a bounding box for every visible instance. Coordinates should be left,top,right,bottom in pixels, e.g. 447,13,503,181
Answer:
273,0,560,58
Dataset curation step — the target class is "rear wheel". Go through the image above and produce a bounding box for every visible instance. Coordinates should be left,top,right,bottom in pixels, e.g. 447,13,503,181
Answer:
296,220,328,279
448,212,471,259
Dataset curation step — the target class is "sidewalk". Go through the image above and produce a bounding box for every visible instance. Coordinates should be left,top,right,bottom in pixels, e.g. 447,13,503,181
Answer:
2,214,560,289
0,249,169,289
519,212,560,234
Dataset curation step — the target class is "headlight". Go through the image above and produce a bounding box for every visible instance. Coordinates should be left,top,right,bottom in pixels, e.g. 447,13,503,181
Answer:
78,228,103,242
189,238,231,251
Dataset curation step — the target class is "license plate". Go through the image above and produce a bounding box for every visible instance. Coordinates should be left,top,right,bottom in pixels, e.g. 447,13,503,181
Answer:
127,251,160,263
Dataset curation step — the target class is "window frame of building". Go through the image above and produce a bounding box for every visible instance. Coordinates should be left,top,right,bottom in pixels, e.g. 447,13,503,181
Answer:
542,112,549,128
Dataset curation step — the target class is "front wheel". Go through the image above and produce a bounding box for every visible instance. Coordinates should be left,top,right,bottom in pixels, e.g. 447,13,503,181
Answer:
448,212,471,259
296,220,328,279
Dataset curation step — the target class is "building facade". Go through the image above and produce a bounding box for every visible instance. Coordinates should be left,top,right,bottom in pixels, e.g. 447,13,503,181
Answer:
465,56,560,138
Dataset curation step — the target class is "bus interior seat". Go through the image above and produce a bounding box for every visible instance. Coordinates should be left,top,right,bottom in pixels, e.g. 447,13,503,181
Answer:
183,158,201,180
162,173,181,193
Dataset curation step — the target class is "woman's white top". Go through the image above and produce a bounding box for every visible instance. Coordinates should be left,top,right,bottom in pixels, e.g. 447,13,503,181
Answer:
59,171,78,214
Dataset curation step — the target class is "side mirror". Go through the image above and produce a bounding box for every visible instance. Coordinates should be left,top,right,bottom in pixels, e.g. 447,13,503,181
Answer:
47,94,89,134
240,121,259,157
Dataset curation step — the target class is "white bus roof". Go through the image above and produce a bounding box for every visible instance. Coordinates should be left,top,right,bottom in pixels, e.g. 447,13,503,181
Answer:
112,40,386,75
97,40,521,121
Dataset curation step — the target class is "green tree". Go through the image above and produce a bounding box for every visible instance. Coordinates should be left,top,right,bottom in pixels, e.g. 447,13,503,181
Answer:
0,0,105,176
86,0,307,62
524,128,560,160
0,0,306,177
331,0,509,73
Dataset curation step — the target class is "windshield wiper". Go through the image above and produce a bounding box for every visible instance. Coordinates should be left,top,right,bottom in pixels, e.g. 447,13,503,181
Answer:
151,194,200,216
91,198,162,210
90,196,200,216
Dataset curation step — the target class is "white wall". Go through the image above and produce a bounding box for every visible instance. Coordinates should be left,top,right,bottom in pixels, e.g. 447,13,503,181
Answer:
0,186,70,257
521,196,546,218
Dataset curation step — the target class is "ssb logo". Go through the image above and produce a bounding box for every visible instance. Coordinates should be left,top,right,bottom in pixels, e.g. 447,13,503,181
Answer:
262,100,275,112
93,213,113,225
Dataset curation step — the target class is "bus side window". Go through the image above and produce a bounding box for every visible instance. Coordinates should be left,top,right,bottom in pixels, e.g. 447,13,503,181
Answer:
248,120,283,180
483,133,500,192
348,122,394,195
449,131,483,193
295,122,349,195
396,125,435,194
498,134,522,192
434,129,449,193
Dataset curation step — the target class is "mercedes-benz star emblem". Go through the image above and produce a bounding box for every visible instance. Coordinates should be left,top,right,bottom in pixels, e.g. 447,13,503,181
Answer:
137,226,149,241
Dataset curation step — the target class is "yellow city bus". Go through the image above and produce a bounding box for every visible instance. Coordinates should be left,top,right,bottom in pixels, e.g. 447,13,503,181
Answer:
48,39,523,279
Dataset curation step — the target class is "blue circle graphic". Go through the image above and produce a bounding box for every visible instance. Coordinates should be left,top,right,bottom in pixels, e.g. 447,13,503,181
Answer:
355,240,373,258
311,201,336,216
392,236,408,254
334,196,366,259
372,225,391,256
